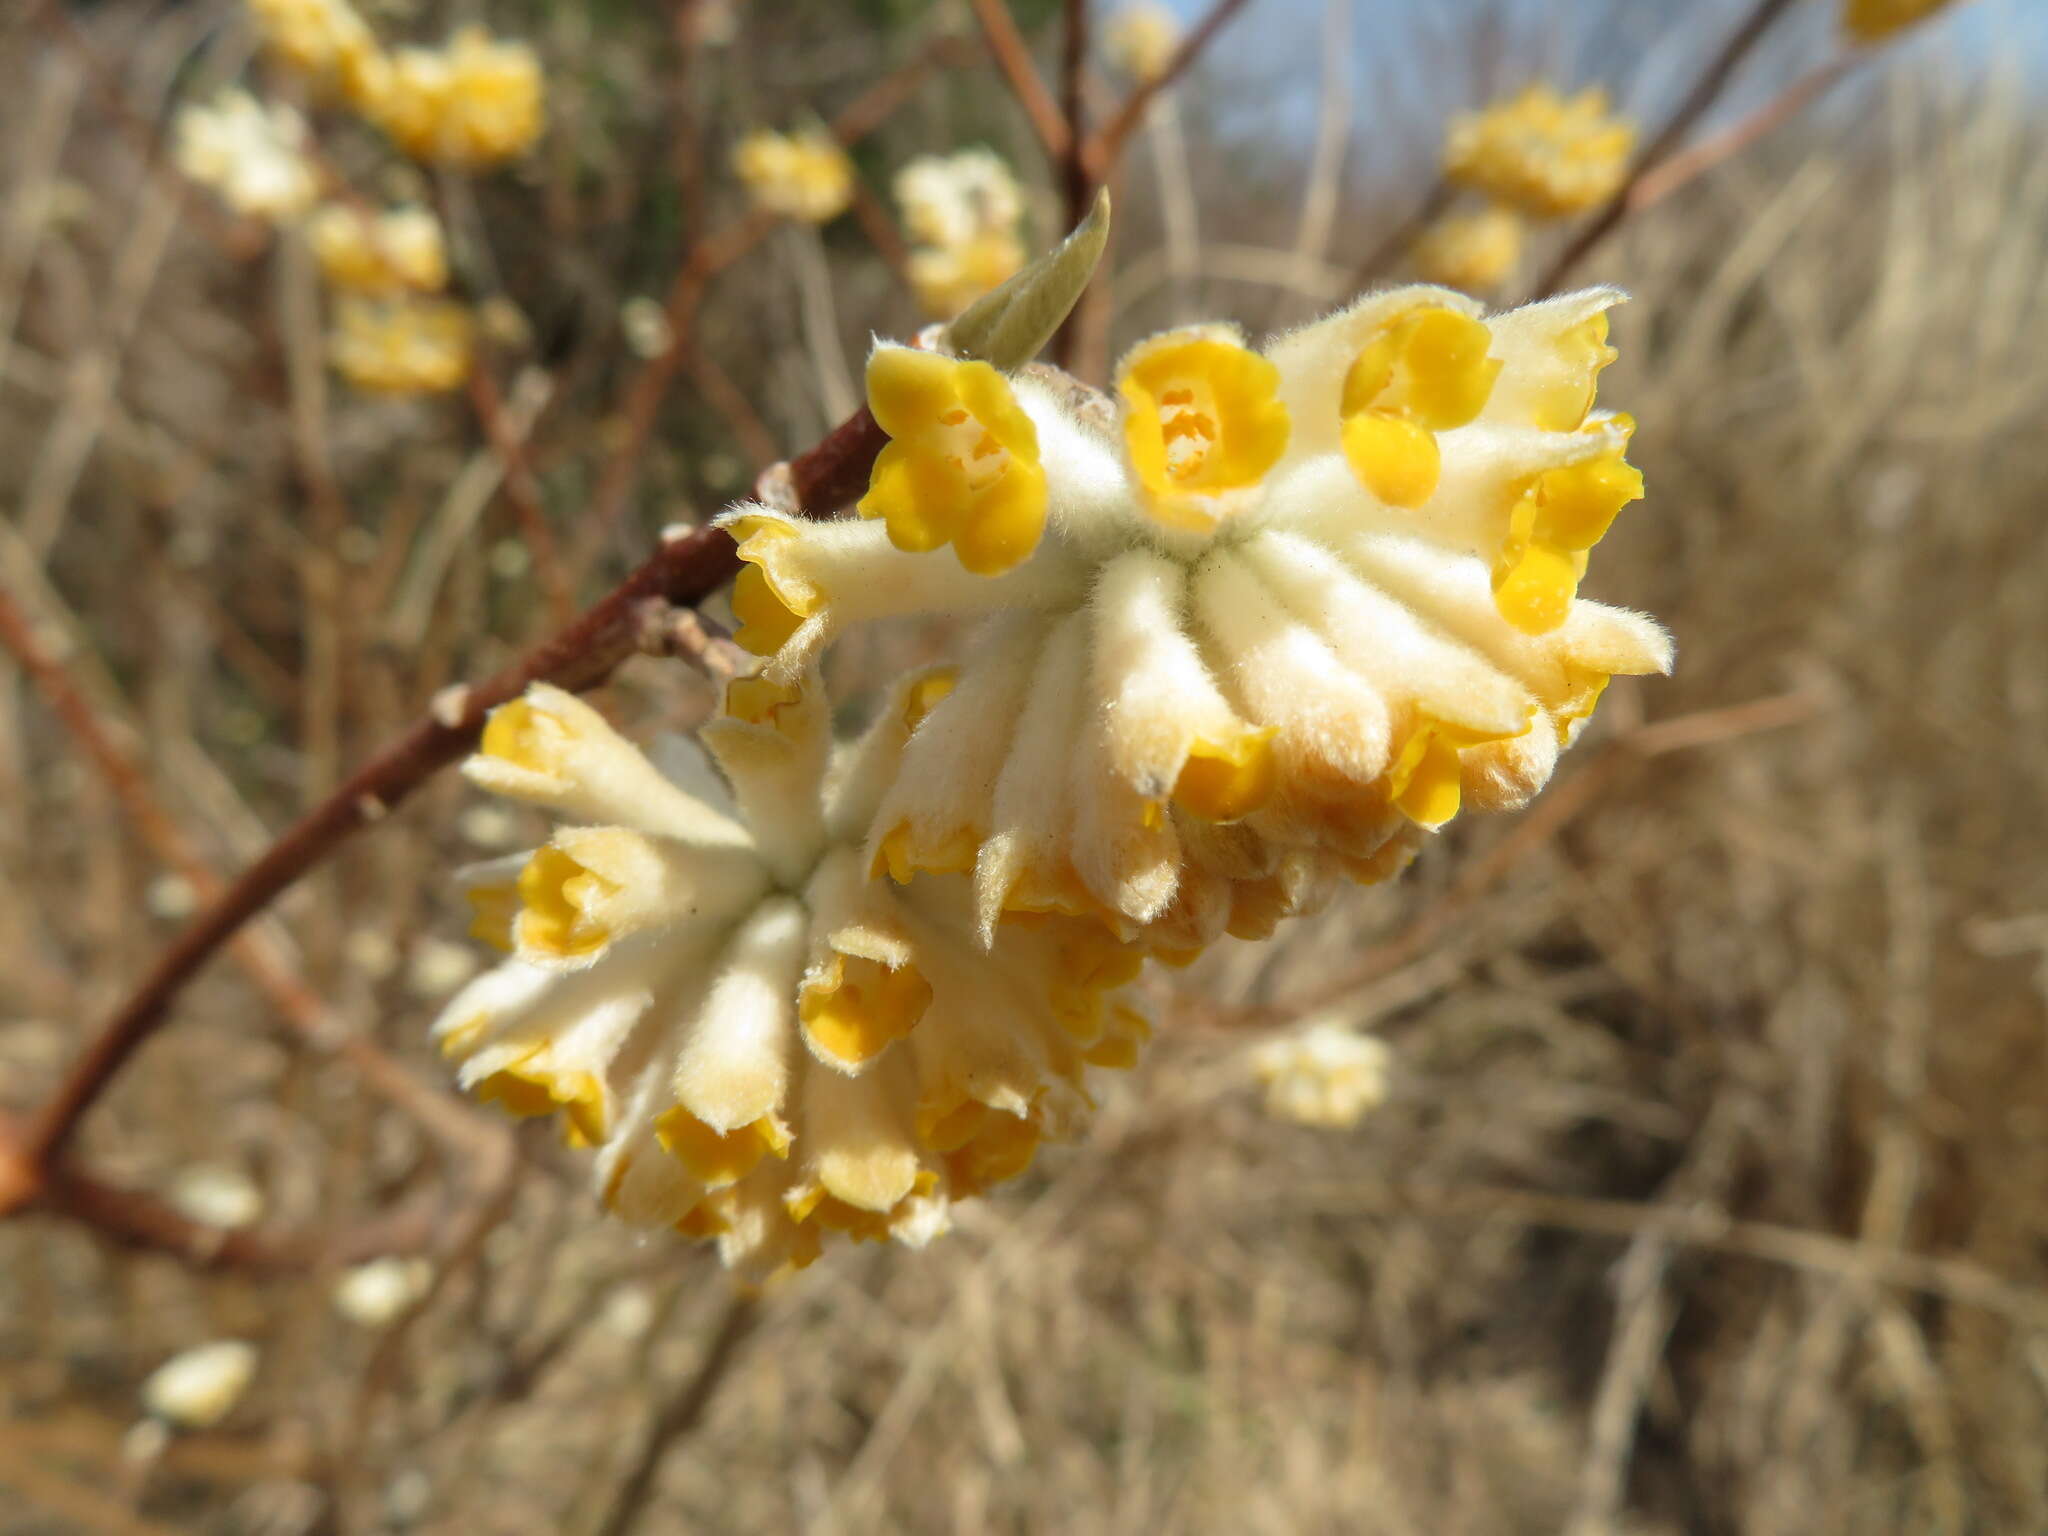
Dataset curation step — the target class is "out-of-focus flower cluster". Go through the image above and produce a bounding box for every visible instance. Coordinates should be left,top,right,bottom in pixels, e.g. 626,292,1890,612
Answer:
1410,83,1635,294
734,128,856,225
1103,2,1183,83
169,0,546,397
894,149,1028,319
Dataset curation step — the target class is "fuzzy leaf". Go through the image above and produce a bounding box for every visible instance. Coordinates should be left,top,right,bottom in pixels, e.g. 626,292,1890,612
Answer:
942,188,1110,371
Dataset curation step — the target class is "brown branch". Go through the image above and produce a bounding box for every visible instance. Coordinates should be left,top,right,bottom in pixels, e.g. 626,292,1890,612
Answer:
1,378,895,1217
32,1164,446,1273
1627,54,1859,213
590,1293,763,1536
969,0,1073,160
468,366,576,627
1085,0,1254,177
1528,0,1801,301
1059,0,1093,231
1349,178,1455,291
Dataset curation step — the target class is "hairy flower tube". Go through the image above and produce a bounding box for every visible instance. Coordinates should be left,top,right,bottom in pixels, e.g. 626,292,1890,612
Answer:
1842,0,1954,41
895,149,1028,319
308,204,449,295
734,129,855,225
329,295,473,393
1411,204,1523,292
172,89,318,223
720,285,1671,956
362,27,545,168
434,676,1151,1276
1444,85,1635,219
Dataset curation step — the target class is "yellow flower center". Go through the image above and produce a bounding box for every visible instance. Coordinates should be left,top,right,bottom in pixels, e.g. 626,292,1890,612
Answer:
473,1047,607,1146
1532,311,1619,432
1339,306,1500,508
1120,334,1290,531
1170,725,1277,822
860,347,1048,575
798,953,932,1068
515,845,616,958
655,1108,789,1187
728,519,812,657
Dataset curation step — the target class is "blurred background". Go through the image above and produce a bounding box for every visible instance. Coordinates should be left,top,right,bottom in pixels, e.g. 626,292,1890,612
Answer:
3,0,2047,1530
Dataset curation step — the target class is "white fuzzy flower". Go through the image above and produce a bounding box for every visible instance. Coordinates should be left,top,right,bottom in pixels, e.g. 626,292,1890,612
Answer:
167,1165,263,1230
721,286,1671,956
332,1257,433,1327
894,149,1028,320
435,673,1150,1277
172,89,318,222
1250,1021,1390,1128
141,1341,258,1429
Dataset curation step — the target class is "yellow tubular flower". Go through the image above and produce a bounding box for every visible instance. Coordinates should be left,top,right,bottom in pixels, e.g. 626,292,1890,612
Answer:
1491,415,1644,634
329,296,474,394
1119,327,1291,532
246,0,381,95
1339,305,1500,508
1444,84,1635,218
434,668,1152,1278
861,348,1048,575
1411,204,1524,292
733,129,855,224
1843,0,1953,41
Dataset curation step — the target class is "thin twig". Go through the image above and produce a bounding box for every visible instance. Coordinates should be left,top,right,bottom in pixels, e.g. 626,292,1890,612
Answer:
469,365,576,627
589,1293,763,1536
1085,0,1254,177
1528,0,1802,300
969,0,1073,160
1059,0,1093,232
1349,178,1454,291
1628,54,1860,213
587,37,965,539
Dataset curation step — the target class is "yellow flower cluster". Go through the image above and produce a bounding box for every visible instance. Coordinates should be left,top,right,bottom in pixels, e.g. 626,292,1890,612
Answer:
1103,3,1182,83
329,296,474,394
246,0,544,168
734,129,856,224
895,149,1028,319
434,274,1671,1274
1444,84,1634,218
1842,0,1954,41
1410,204,1523,293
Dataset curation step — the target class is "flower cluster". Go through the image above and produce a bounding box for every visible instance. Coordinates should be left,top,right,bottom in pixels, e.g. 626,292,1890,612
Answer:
1103,3,1182,83
894,150,1028,320
438,276,1669,1276
170,2,547,397
1250,1021,1391,1129
247,0,543,168
172,89,319,222
1842,0,1955,41
1443,85,1634,218
733,129,856,225
435,675,1149,1277
1421,83,1634,292
723,285,1668,963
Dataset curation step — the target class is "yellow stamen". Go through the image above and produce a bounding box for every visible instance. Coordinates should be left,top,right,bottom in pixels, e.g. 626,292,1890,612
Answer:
871,820,980,884
901,668,958,732
1385,717,1514,828
1119,331,1291,531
